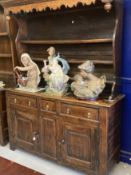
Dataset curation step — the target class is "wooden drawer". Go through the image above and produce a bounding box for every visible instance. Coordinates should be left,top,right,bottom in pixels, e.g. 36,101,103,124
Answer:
7,95,37,108
60,103,99,121
40,99,56,113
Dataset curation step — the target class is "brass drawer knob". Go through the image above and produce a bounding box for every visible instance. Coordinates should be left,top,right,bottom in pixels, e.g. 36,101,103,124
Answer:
87,112,91,118
46,104,49,110
14,98,17,104
28,101,31,107
66,108,70,114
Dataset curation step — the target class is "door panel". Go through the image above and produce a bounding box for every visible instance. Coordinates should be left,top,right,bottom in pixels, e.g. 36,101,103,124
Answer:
59,121,99,170
13,108,39,152
40,112,57,160
65,129,91,162
16,117,33,143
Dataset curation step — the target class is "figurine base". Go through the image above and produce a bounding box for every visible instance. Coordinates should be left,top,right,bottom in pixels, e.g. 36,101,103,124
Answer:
43,88,67,97
77,97,98,101
15,87,45,93
104,99,115,103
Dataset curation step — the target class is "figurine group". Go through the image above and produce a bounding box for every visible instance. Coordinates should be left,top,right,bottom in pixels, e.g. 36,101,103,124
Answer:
14,47,106,100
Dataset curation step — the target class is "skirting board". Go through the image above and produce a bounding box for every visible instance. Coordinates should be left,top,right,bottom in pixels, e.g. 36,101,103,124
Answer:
120,150,131,164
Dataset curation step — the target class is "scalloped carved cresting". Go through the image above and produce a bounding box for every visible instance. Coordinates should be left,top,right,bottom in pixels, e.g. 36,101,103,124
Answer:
4,0,96,13
1,0,114,14
5,0,96,14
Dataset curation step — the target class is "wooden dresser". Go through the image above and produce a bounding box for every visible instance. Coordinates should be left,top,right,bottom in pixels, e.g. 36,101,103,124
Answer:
6,89,124,175
1,0,124,174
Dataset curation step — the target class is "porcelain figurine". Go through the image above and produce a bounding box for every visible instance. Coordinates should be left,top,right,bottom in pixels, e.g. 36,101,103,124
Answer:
14,53,41,91
0,81,5,88
42,47,69,96
47,46,70,74
71,60,106,100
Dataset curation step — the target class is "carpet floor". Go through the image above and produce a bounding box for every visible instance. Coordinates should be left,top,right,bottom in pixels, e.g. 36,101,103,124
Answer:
0,144,131,175
0,156,44,175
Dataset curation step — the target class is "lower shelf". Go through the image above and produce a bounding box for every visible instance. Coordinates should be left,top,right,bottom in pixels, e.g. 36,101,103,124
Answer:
0,53,12,58
32,57,113,65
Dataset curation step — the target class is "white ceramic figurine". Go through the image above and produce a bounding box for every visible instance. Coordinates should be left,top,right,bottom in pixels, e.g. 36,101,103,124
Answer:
42,47,69,96
71,60,106,100
14,53,41,91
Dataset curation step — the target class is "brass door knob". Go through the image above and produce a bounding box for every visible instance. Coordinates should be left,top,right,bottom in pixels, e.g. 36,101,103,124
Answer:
32,136,36,141
61,139,65,144
32,132,39,143
28,101,31,107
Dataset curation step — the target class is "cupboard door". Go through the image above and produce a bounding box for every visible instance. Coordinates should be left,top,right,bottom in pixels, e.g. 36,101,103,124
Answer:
11,107,39,152
40,112,57,160
58,120,99,171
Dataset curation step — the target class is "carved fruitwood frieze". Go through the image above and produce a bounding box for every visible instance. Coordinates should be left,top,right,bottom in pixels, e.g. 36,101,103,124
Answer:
1,0,113,14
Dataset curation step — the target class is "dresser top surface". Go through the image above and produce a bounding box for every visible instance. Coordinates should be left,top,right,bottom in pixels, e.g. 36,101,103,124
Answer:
6,88,124,108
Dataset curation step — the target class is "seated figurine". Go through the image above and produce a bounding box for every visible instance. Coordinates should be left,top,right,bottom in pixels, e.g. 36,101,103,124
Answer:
14,53,41,91
41,46,69,96
71,60,106,100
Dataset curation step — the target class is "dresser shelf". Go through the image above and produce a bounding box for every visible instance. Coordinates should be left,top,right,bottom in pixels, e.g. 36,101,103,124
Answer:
32,57,114,65
20,38,113,45
0,5,17,87
0,32,8,37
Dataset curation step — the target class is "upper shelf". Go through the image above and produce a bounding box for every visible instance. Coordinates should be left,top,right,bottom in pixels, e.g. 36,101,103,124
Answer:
20,38,113,45
0,32,8,37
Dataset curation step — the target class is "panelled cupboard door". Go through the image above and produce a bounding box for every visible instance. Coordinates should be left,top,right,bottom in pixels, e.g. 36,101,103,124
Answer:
58,121,99,171
10,107,39,152
40,112,57,160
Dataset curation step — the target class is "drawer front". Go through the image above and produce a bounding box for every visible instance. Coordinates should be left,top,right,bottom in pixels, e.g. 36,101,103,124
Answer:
40,99,56,113
60,103,99,121
7,95,37,108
